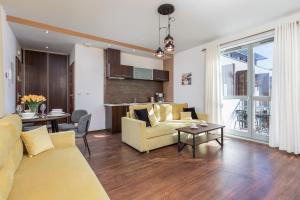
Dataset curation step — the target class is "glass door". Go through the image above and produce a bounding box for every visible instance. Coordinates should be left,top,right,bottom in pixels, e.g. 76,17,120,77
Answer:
221,38,273,142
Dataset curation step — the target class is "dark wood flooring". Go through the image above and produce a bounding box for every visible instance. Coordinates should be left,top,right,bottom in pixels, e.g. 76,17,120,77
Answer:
76,131,300,200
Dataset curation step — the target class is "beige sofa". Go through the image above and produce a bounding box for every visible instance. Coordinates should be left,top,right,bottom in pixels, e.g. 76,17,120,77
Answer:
0,115,110,200
122,103,207,152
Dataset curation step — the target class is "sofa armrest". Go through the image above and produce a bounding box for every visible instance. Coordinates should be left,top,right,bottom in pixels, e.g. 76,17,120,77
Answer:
197,112,208,121
121,117,147,152
50,131,75,148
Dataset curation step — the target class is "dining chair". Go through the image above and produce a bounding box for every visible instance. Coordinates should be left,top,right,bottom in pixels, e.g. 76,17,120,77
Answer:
58,109,88,131
75,114,92,157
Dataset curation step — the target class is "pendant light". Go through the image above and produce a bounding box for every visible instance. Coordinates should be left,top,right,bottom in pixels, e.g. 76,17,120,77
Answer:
155,4,175,57
164,15,175,52
155,14,164,58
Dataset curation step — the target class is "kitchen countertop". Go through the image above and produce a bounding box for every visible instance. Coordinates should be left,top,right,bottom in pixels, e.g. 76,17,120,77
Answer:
104,102,173,107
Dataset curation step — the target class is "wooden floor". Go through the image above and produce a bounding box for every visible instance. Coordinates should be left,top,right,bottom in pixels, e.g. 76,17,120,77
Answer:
76,131,300,200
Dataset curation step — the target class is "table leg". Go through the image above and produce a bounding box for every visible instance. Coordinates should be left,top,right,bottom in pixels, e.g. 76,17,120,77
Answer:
178,130,181,152
192,134,195,158
221,128,224,146
54,120,59,132
51,121,56,133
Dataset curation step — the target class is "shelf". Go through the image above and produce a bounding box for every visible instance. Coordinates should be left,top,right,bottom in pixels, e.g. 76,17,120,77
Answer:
181,133,221,146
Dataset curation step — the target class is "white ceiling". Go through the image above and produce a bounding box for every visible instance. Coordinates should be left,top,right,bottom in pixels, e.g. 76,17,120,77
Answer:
2,0,300,55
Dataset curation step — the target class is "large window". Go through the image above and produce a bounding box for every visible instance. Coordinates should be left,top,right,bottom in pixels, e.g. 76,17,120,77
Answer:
221,38,273,142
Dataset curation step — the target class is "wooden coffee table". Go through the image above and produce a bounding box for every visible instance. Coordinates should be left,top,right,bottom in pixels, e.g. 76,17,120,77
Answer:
176,123,225,158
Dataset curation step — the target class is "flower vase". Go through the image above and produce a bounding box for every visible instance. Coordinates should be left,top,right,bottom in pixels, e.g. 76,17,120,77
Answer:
27,104,39,113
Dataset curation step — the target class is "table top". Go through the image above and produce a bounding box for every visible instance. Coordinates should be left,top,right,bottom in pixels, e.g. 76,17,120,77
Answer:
176,123,225,135
21,113,71,123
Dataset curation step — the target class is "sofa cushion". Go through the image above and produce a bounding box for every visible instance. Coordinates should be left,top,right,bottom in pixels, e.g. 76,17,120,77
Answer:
148,112,159,127
21,126,54,157
145,123,176,139
0,125,16,169
153,104,161,121
159,104,173,121
8,147,109,200
129,104,153,119
0,115,22,138
180,112,192,120
172,103,188,120
134,109,151,127
183,107,198,119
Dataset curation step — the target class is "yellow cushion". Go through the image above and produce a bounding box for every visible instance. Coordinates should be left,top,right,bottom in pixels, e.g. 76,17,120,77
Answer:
153,104,161,121
148,113,159,127
21,126,54,157
129,104,153,119
0,115,22,138
0,124,16,168
180,112,192,120
8,147,110,200
172,103,188,120
197,112,208,121
160,104,173,121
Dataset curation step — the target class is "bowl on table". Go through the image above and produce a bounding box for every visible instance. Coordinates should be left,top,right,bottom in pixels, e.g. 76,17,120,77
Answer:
21,112,36,119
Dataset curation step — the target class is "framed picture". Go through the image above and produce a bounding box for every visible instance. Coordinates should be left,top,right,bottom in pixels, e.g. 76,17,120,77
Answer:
181,73,192,85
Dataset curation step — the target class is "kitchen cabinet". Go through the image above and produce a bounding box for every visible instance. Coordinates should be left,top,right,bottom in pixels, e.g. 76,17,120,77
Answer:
105,105,129,133
153,69,169,81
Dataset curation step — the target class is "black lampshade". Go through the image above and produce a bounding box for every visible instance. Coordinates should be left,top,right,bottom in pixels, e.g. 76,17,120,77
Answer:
155,47,164,58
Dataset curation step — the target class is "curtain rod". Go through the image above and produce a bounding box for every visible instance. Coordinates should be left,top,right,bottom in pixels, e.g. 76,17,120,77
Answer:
201,20,300,52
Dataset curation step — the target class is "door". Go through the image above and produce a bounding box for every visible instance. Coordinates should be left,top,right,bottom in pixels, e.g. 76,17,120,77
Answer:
15,56,24,104
68,62,75,114
221,38,273,142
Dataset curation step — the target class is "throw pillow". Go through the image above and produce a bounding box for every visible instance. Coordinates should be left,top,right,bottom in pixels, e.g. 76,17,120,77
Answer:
21,126,54,157
148,113,159,127
180,112,192,120
134,109,151,127
183,107,198,119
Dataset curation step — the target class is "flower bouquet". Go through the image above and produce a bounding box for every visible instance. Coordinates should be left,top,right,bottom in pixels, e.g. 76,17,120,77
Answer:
21,95,46,113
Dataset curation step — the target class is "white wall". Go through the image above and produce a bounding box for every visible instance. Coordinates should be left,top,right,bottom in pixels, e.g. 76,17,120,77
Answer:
74,44,105,131
0,5,20,115
174,45,206,112
121,52,163,70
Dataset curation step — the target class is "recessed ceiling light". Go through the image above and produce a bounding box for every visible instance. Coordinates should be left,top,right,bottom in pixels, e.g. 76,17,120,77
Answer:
84,42,92,47
45,30,49,34
132,49,136,52
45,46,49,49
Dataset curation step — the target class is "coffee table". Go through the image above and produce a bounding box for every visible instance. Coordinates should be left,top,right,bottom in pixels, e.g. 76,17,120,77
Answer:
176,123,225,158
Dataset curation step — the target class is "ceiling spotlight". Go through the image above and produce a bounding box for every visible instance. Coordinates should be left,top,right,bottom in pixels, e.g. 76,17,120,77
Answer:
45,46,49,49
132,49,136,52
45,30,49,34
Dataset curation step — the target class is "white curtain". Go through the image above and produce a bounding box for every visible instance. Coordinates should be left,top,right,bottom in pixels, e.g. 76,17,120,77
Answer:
205,43,222,124
269,21,300,154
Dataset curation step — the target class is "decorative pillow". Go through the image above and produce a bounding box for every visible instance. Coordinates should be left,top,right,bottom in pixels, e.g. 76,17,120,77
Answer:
183,107,198,119
134,109,151,127
160,104,173,121
172,103,188,120
21,126,54,157
148,113,159,127
180,112,192,120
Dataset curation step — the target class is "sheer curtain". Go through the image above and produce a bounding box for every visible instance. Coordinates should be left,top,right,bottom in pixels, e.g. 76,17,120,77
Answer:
205,43,222,124
269,21,300,154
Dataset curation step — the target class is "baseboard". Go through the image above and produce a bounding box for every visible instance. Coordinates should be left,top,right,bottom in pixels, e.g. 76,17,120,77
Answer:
225,134,268,145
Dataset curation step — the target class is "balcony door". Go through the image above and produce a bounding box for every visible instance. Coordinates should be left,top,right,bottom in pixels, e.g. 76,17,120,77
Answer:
221,38,273,142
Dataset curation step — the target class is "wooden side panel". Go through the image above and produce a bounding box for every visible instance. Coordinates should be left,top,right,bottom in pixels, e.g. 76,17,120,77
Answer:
48,53,68,112
163,58,174,102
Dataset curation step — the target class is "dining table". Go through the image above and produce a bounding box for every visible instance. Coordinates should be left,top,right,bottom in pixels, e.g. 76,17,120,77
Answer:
21,113,71,132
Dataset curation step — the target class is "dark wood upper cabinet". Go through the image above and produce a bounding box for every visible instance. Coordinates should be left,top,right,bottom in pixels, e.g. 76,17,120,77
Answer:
153,69,169,81
120,65,133,78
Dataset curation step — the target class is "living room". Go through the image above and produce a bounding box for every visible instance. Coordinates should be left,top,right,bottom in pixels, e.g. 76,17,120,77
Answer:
1,1,300,200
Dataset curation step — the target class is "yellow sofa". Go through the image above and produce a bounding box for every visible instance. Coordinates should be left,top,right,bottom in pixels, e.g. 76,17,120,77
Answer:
122,103,207,152
0,115,110,200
